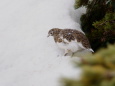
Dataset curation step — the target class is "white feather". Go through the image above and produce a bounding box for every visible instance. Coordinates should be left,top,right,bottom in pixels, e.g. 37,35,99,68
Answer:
56,39,94,54
57,39,83,53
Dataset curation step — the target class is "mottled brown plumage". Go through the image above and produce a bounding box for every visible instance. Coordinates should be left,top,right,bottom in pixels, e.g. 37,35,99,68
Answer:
48,28,94,56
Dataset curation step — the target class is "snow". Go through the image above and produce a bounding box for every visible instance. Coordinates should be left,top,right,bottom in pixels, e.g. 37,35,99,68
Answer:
0,0,86,86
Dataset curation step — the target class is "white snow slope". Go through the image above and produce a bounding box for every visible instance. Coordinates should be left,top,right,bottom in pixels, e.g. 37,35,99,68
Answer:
0,0,86,86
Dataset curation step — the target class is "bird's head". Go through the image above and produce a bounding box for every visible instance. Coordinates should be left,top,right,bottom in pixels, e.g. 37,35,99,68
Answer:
47,28,61,37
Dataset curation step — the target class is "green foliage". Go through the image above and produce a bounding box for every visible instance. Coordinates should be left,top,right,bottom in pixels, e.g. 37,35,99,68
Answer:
89,12,115,51
61,45,115,86
74,0,89,9
74,0,115,51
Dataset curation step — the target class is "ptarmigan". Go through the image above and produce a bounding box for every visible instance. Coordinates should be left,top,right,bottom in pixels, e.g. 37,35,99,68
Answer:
47,28,94,56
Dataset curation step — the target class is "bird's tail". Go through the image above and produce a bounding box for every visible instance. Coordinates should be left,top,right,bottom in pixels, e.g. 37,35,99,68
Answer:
88,48,94,53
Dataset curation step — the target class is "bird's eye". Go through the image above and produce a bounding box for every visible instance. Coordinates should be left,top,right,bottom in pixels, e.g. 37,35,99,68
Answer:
50,31,53,35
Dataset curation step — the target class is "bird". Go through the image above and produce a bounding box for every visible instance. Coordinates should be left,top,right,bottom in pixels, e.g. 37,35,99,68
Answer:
47,28,94,56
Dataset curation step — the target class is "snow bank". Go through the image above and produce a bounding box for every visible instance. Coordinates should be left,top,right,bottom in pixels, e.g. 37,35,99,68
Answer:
0,0,85,86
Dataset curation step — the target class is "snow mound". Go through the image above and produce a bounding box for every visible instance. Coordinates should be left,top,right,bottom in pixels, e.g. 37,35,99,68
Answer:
0,0,86,86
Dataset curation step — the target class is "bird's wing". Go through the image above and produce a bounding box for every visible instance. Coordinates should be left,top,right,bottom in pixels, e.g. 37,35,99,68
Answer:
73,31,91,49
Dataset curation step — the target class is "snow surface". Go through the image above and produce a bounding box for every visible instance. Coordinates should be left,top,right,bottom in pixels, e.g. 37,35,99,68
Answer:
0,0,86,86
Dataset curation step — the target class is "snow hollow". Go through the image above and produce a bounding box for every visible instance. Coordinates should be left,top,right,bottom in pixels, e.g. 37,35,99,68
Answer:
0,0,86,86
